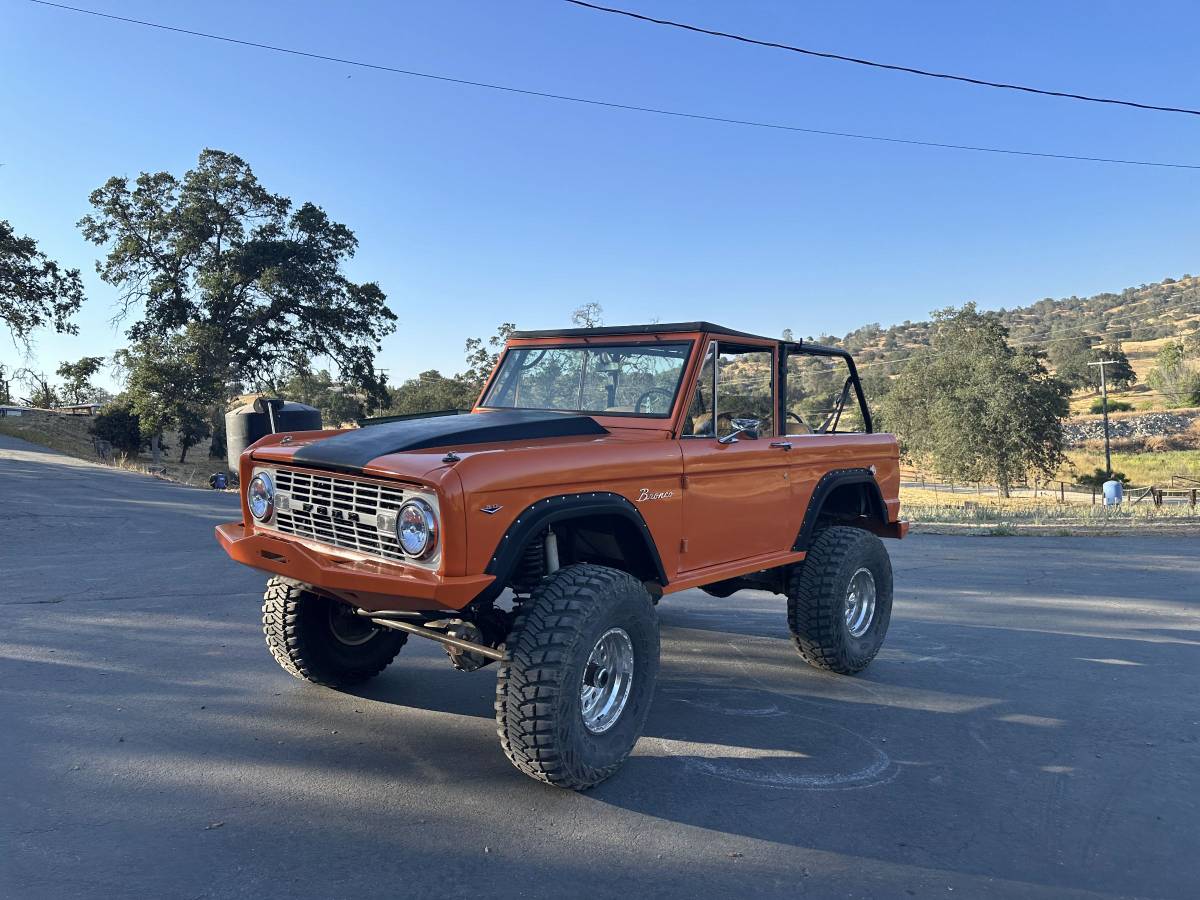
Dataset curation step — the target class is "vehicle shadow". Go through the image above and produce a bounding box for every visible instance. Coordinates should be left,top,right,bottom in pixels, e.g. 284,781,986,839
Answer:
6,579,1199,899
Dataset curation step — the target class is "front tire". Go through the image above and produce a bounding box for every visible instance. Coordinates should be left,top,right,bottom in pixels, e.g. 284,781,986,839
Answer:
261,577,406,688
787,527,893,674
496,564,659,790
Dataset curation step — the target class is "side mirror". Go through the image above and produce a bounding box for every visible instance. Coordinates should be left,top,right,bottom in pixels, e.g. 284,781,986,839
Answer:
718,417,762,444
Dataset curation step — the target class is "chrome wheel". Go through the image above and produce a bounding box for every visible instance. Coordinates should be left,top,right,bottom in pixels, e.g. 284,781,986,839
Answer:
580,627,635,734
844,567,877,638
327,602,379,646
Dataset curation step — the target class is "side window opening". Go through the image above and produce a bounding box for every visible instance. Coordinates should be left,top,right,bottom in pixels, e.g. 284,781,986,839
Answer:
683,341,775,438
785,351,868,435
683,344,716,436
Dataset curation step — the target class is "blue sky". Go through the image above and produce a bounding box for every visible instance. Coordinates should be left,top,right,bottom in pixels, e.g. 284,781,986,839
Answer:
3,0,1199,392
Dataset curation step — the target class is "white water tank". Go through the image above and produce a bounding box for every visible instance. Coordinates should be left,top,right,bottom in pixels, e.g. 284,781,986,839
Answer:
1102,479,1123,506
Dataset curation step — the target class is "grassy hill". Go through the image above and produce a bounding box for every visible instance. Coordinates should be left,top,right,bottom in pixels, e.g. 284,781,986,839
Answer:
0,410,223,488
807,274,1200,415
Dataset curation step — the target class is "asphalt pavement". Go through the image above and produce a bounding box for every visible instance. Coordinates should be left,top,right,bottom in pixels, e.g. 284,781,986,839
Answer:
2,433,1198,899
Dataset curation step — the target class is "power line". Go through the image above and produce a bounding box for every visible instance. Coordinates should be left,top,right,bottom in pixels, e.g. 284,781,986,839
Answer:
22,0,1200,172
563,0,1200,118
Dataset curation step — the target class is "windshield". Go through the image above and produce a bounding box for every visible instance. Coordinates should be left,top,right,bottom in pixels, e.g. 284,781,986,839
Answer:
481,343,691,417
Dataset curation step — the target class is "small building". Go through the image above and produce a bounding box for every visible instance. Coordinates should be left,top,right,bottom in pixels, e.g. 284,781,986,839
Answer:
54,403,103,416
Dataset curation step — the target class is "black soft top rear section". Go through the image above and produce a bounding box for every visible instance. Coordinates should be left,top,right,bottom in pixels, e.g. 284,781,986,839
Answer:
510,321,769,341
289,410,608,473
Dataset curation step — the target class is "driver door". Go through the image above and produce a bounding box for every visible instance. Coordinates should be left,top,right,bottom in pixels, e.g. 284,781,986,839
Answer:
678,340,795,573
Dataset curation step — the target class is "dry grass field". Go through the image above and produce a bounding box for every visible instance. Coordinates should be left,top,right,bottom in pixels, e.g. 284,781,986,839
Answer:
899,485,1199,533
1065,332,1197,414
1064,447,1200,485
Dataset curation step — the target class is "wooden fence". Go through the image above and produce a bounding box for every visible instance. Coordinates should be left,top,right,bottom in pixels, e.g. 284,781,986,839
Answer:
900,467,1199,509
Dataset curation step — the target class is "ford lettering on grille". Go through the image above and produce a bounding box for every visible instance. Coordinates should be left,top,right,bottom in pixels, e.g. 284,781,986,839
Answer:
270,468,411,562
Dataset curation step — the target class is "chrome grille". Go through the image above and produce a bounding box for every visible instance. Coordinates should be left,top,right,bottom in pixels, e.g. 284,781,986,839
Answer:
271,468,411,563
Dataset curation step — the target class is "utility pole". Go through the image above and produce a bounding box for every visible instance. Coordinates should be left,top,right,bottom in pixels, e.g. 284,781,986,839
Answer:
1088,359,1119,477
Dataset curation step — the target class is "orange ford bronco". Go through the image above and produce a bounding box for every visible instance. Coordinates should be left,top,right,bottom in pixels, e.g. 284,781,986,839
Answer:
216,322,906,789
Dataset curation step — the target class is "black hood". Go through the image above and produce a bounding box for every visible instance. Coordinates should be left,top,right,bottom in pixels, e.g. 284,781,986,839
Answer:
290,410,608,474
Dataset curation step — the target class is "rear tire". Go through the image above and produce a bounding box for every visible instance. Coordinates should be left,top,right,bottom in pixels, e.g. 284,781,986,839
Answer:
787,527,893,674
261,577,406,688
496,563,659,790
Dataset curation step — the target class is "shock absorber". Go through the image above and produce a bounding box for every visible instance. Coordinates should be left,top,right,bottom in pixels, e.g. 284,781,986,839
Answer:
510,534,547,594
544,527,560,575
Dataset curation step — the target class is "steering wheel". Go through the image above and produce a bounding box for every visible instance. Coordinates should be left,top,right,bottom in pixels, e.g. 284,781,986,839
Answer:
634,387,674,414
787,411,812,434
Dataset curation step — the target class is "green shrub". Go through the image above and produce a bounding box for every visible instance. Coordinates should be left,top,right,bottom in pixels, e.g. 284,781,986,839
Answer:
1089,398,1133,413
1076,468,1130,488
89,402,144,457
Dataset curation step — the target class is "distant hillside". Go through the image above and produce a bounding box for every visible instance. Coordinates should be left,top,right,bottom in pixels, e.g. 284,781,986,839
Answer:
803,274,1200,414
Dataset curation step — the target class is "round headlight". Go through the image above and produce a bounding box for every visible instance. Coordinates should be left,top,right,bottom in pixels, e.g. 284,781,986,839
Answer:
248,472,275,521
397,499,437,558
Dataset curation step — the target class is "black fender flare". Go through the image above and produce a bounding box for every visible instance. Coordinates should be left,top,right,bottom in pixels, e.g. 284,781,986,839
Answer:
793,468,888,551
484,491,669,589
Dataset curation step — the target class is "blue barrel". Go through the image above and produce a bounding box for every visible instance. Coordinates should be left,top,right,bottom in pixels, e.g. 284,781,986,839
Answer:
1102,480,1123,506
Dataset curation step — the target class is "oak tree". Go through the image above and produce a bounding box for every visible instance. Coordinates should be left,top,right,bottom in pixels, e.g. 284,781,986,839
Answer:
571,302,604,329
1147,341,1200,407
115,330,225,463
275,366,366,427
56,356,106,404
879,304,1070,497
79,149,396,403
461,322,517,390
0,219,85,345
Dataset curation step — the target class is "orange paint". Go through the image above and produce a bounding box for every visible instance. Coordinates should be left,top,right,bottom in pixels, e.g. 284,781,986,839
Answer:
216,325,904,611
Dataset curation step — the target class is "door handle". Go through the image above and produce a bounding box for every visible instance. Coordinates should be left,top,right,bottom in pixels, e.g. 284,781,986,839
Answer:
770,441,793,451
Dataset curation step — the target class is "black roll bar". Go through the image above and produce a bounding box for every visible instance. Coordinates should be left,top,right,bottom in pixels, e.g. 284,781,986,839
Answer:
781,341,874,434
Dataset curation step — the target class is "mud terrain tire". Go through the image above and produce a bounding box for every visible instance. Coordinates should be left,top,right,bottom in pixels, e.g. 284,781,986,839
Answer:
261,577,406,688
787,526,893,674
496,563,659,790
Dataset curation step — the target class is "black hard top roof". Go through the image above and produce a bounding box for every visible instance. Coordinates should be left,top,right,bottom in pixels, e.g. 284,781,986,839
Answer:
511,321,771,341
509,322,850,358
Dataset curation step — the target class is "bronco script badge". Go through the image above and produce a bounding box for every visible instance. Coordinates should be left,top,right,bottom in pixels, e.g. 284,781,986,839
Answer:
636,488,675,502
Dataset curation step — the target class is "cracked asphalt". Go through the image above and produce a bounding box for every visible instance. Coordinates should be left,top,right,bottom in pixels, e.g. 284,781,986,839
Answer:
2,433,1198,899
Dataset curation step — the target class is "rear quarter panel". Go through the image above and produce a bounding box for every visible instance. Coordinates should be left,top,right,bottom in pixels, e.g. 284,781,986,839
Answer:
789,433,902,523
